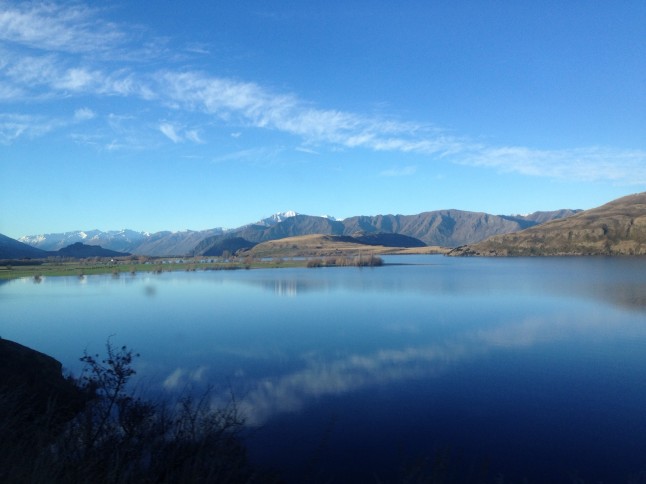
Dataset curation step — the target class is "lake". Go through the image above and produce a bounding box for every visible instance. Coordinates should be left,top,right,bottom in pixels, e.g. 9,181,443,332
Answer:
3,255,646,482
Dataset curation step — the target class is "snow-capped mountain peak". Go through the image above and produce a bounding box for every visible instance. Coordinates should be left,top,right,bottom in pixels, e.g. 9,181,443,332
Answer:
256,211,299,227
19,229,149,252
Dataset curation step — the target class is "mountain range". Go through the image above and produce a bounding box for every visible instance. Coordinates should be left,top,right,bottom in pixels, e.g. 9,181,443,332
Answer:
0,236,131,260
16,209,579,257
1,234,51,259
5,193,646,260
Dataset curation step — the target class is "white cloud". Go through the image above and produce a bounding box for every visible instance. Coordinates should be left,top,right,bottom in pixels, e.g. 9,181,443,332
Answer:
155,70,466,157
0,118,26,143
4,52,59,88
463,145,646,184
162,366,209,390
1,50,155,100
295,146,319,155
102,113,158,151
229,309,646,426
379,166,417,177
0,80,24,100
0,113,59,144
54,67,99,91
184,129,203,143
211,147,284,164
233,342,474,426
159,122,203,144
69,132,102,147
184,42,211,55
0,109,98,144
1,0,644,186
73,107,95,121
0,1,126,54
163,368,184,390
159,122,182,143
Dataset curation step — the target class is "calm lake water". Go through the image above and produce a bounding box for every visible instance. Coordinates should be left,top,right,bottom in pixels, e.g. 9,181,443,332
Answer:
3,255,646,482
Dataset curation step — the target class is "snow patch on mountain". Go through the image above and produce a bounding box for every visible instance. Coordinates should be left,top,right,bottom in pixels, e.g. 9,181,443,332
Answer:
256,211,300,227
19,229,150,252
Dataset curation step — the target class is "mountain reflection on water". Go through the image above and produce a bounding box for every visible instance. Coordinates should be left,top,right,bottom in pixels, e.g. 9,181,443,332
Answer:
2,255,646,482
236,255,646,312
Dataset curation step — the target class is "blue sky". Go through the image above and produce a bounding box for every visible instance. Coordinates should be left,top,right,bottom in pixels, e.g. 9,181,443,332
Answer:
1,0,645,238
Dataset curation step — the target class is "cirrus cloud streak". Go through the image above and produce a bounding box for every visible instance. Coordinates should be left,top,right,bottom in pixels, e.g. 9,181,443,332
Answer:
1,0,644,185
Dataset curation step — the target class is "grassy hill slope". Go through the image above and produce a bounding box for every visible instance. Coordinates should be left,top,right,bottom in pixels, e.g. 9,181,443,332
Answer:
449,192,646,256
243,234,448,258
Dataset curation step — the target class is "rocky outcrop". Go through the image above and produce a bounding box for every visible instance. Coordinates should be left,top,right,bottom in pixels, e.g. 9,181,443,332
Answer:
0,339,87,426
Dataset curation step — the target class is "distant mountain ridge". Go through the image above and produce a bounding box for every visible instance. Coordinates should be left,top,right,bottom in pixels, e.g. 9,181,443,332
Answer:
17,208,580,257
0,234,50,259
0,236,130,260
192,209,580,256
19,228,224,257
19,229,149,253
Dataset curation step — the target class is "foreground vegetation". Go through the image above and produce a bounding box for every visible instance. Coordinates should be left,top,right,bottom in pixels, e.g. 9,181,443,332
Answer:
5,338,643,483
1,341,281,483
0,341,490,484
305,254,384,267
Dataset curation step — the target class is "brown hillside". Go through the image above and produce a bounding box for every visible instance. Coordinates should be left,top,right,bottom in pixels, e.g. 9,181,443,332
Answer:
244,234,448,258
449,192,646,256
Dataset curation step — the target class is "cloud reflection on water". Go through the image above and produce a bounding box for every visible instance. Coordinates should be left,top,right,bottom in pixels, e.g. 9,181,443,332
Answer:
230,310,646,426
163,365,209,390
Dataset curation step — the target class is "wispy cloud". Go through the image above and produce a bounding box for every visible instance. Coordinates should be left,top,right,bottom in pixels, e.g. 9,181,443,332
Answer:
159,122,182,143
211,146,285,164
379,165,417,177
295,146,319,155
159,122,203,144
1,0,644,185
235,343,468,426
163,366,208,390
1,50,155,100
0,1,126,54
0,0,167,62
155,70,468,156
0,113,31,143
229,310,646,426
74,107,95,121
102,112,159,151
184,129,203,143
463,145,646,184
0,107,99,145
0,80,23,100
0,113,62,144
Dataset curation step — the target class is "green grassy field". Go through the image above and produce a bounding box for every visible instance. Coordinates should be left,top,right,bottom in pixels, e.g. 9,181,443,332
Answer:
0,258,307,280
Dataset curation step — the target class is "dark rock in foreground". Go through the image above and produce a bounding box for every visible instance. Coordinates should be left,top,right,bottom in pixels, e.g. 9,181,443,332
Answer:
0,338,87,425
